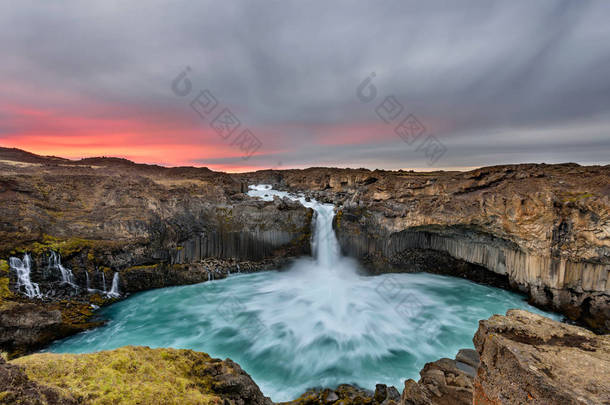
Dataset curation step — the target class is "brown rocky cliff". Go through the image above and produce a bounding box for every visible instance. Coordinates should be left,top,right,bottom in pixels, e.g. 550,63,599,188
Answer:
254,164,610,331
473,309,610,405
0,148,312,354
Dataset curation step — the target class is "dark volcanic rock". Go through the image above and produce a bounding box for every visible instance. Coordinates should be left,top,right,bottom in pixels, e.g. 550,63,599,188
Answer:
0,148,313,353
0,300,102,358
399,349,478,405
279,384,382,404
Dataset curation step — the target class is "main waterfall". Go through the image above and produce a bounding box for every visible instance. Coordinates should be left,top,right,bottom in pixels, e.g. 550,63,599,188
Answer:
49,185,559,401
248,185,341,266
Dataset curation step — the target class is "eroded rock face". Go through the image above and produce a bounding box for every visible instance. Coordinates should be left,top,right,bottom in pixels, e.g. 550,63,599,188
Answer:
0,300,104,358
399,349,479,405
473,309,610,405
252,165,610,331
0,148,312,353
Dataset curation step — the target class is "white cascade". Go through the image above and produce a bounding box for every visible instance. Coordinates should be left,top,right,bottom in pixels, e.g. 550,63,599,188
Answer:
247,184,341,267
9,254,42,298
107,272,120,298
48,251,77,288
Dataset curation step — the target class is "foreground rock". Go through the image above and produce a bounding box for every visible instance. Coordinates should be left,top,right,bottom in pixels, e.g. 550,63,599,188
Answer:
473,309,610,404
400,348,479,405
10,346,272,405
0,354,77,404
284,349,479,405
279,383,400,404
0,294,106,358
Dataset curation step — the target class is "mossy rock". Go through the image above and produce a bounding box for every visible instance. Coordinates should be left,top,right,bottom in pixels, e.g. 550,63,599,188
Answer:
0,260,13,306
123,263,161,272
10,235,124,260
12,346,263,405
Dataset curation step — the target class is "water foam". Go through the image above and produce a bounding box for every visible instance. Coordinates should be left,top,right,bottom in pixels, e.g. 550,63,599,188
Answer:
48,185,560,401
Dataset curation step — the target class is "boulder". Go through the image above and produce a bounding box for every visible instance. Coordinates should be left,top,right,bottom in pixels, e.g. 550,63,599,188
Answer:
473,309,610,404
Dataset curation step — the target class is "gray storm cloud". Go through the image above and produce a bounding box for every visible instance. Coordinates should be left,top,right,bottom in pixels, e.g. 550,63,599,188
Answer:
1,0,609,169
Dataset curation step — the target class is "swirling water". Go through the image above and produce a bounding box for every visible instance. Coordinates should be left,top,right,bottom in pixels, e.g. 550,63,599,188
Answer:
47,186,560,401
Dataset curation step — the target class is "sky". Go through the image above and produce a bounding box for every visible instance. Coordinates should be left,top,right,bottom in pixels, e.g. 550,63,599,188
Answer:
1,1,609,172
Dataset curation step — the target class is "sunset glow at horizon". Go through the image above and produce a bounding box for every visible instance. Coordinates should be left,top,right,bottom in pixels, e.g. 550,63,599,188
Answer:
1,2,609,171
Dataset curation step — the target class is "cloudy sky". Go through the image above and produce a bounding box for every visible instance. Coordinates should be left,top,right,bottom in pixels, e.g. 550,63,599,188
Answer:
1,1,609,171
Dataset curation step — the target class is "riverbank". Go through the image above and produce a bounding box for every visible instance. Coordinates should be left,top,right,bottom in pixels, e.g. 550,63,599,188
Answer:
3,310,608,404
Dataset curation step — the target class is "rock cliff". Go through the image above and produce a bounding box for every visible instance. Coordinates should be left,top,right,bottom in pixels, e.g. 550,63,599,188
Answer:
1,147,608,352
0,147,312,354
249,165,610,332
473,309,609,404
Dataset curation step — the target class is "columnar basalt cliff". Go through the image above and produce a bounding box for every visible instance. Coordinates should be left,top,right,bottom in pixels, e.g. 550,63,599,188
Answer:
0,148,312,354
0,147,608,351
250,165,610,332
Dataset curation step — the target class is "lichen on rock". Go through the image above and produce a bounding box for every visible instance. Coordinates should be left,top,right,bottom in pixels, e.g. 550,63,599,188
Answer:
12,346,273,405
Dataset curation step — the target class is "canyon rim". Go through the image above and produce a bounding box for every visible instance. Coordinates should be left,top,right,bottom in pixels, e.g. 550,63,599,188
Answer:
0,148,608,404
2,1,610,403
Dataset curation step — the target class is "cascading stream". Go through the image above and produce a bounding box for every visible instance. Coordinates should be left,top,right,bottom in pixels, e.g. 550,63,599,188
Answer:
48,251,77,288
9,254,41,298
48,185,560,401
107,272,120,298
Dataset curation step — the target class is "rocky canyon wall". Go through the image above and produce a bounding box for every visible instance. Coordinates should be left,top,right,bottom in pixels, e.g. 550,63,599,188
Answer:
0,148,312,354
255,164,610,332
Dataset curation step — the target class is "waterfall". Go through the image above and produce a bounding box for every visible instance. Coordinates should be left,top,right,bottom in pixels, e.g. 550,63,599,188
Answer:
310,204,341,267
107,272,120,298
101,272,107,292
247,184,341,267
85,271,91,290
9,254,42,298
48,251,77,288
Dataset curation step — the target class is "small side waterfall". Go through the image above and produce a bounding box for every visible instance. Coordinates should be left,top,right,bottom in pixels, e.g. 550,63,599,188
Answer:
101,272,107,293
48,251,77,288
9,254,42,298
85,271,91,291
107,272,120,298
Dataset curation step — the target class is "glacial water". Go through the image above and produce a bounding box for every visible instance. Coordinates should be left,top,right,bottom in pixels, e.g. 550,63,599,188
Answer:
47,185,560,401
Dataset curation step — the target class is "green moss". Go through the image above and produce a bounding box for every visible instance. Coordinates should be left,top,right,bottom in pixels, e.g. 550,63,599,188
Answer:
14,234,121,259
13,346,227,405
335,209,343,229
561,192,595,203
124,263,160,272
0,260,13,305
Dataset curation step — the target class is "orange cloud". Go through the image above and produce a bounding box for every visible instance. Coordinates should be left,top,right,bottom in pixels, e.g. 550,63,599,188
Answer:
0,101,273,170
